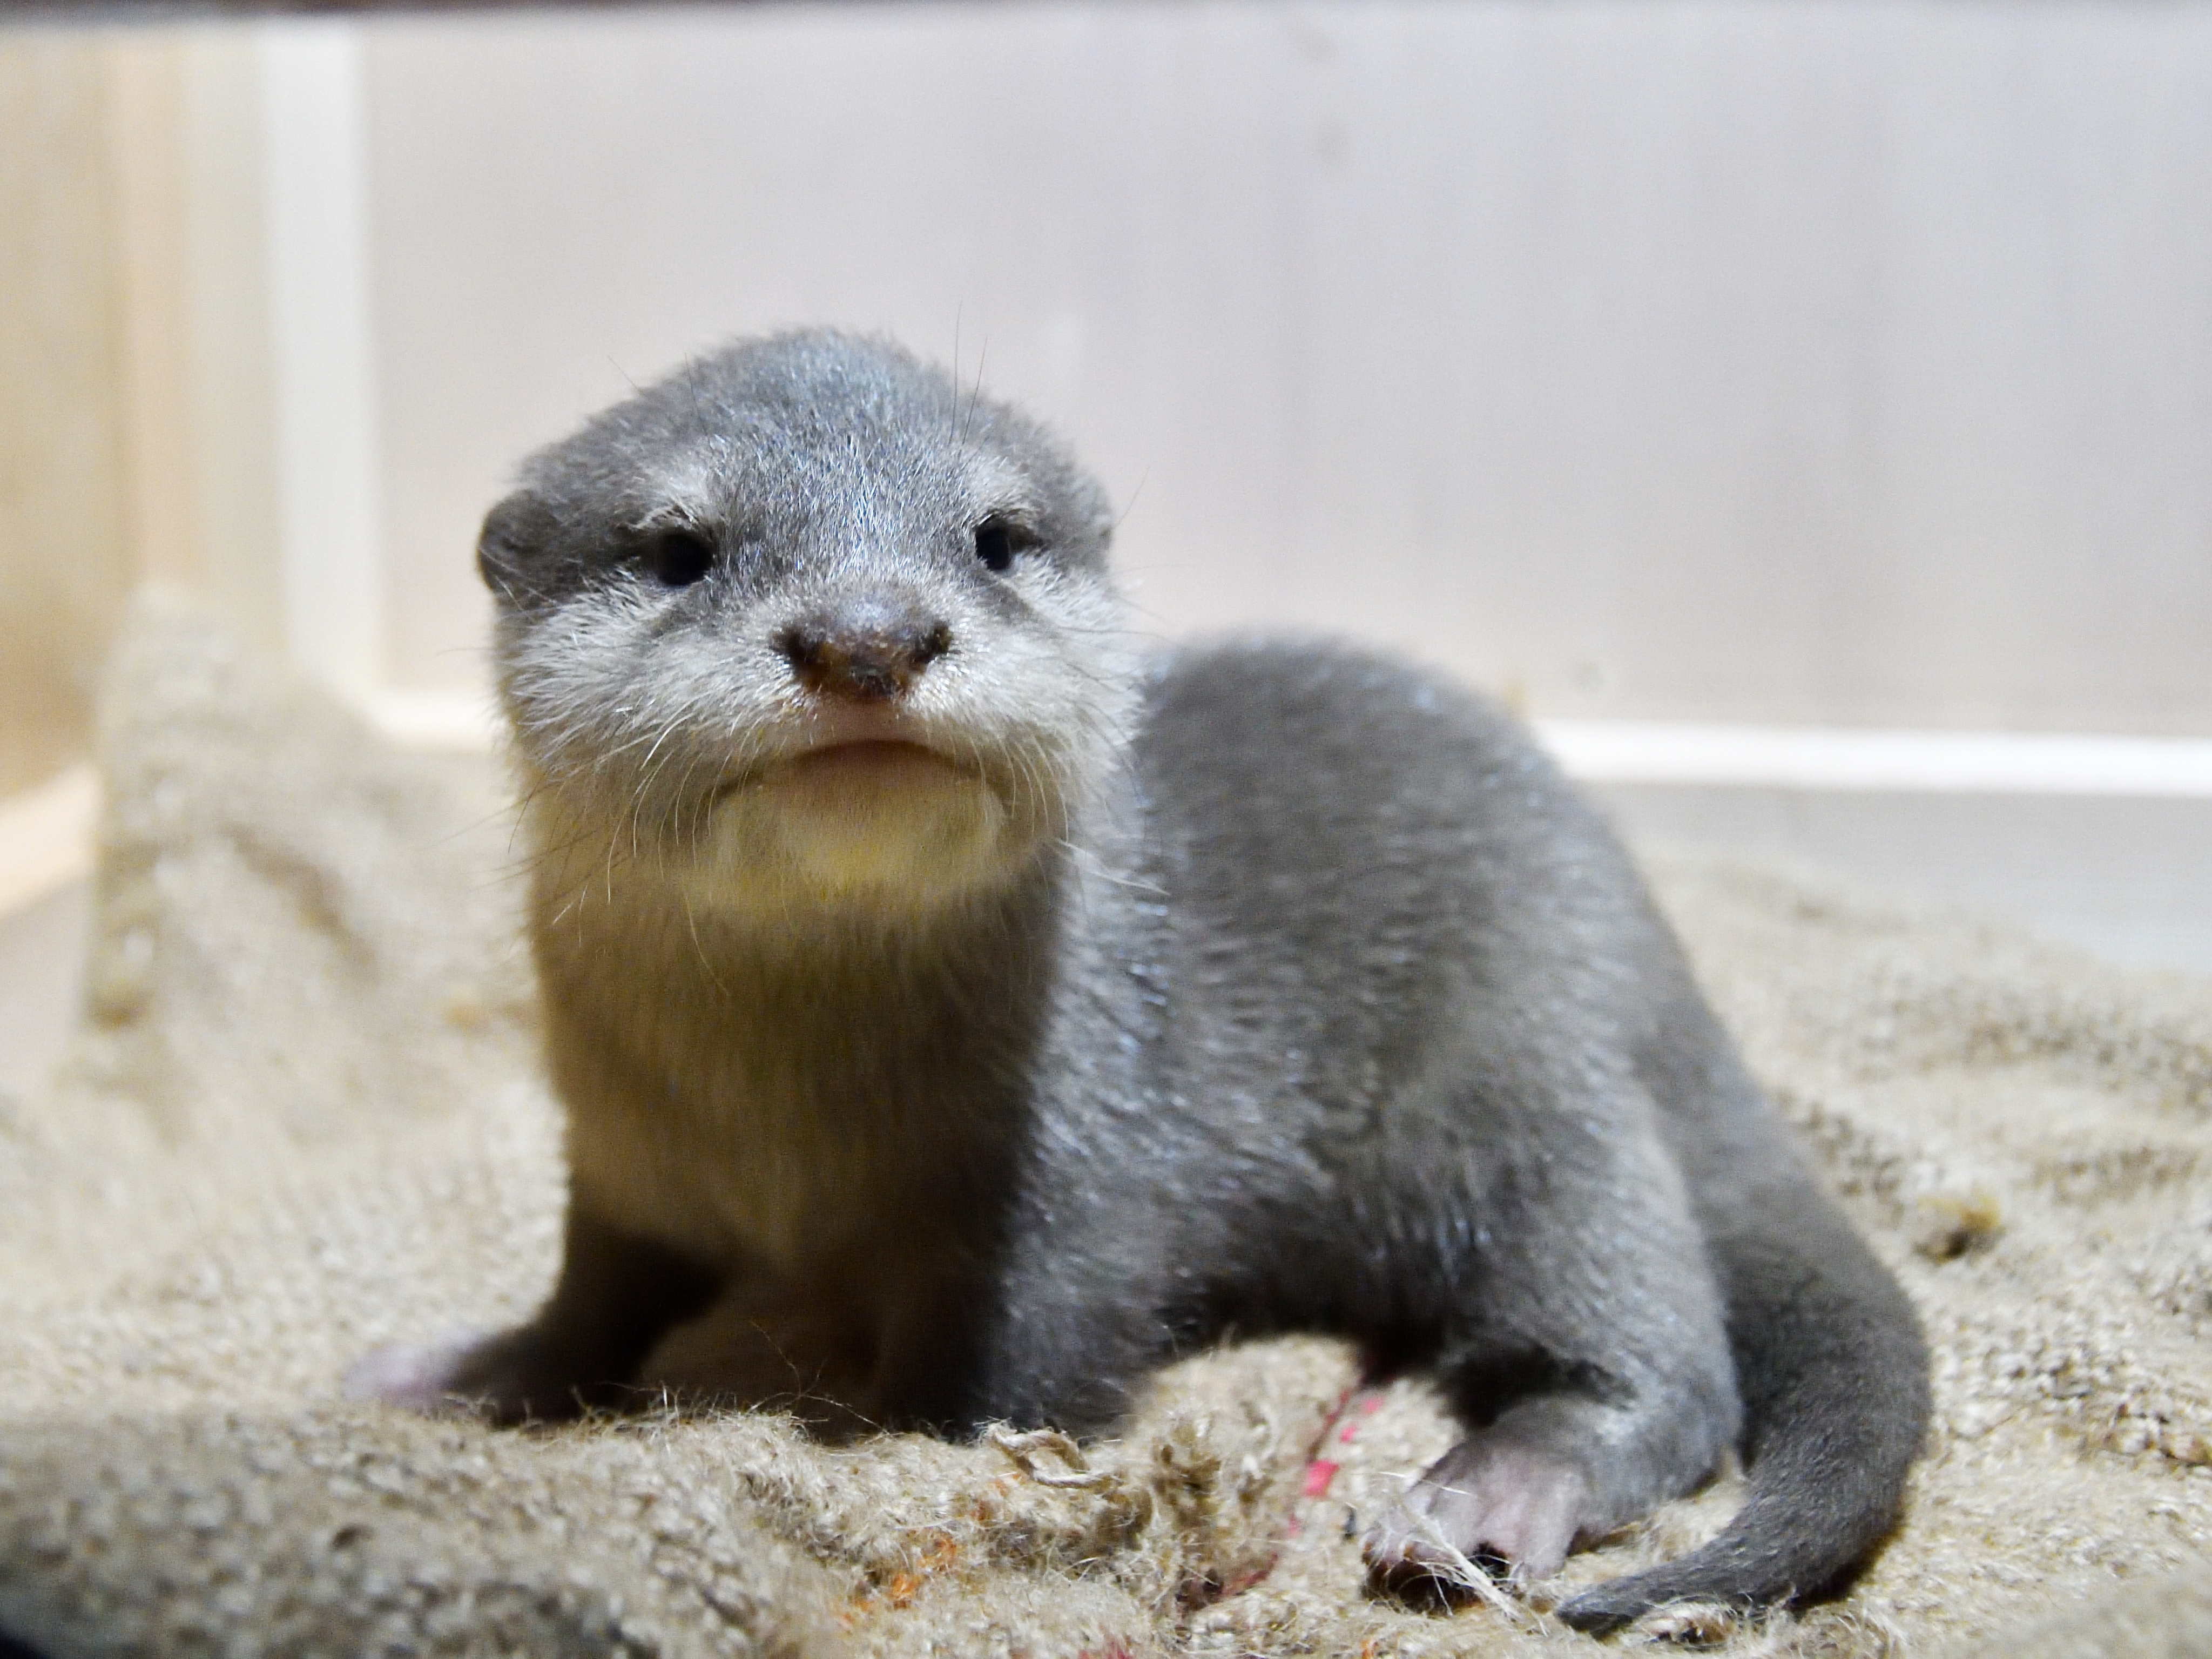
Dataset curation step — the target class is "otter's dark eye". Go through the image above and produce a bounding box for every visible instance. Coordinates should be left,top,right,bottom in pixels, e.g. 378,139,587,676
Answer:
973,515,1036,574
643,528,717,588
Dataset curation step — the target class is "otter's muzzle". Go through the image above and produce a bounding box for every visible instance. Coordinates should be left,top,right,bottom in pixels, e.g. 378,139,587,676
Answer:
776,603,953,702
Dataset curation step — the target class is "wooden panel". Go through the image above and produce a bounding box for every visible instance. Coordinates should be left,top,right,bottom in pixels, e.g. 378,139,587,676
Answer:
0,36,135,799
361,2,2212,735
175,30,286,661
0,28,285,821
106,37,203,592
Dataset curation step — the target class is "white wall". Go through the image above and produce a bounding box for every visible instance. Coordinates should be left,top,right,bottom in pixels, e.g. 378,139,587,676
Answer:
356,0,2212,736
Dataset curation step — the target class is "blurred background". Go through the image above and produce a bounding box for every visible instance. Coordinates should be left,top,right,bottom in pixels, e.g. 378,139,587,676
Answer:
5,0,2212,1089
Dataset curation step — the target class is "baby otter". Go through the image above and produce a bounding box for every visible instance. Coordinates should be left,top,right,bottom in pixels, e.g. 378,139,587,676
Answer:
352,329,1927,1629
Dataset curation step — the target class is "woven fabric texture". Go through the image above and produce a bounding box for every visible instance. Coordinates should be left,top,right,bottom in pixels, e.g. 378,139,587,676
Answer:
2,601,2208,1658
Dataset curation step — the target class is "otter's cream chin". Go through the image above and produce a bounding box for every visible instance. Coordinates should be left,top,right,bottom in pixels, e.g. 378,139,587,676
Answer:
710,744,1017,901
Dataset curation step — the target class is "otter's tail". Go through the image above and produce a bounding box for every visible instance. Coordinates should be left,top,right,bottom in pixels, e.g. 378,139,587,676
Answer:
1558,1195,1930,1632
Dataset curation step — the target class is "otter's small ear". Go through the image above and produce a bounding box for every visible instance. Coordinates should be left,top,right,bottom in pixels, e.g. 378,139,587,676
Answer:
477,492,554,602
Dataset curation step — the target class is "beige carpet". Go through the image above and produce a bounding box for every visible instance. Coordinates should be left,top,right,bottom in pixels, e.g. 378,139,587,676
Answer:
2,601,2209,1658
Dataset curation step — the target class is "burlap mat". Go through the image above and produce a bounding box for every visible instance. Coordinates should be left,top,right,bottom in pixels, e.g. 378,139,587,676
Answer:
3,600,2208,1657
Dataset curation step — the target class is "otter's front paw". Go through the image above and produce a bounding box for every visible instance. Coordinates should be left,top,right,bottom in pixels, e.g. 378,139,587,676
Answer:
343,1328,584,1423
1365,1433,1589,1597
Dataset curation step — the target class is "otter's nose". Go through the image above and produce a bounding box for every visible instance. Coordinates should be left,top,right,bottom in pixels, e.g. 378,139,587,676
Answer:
775,606,953,702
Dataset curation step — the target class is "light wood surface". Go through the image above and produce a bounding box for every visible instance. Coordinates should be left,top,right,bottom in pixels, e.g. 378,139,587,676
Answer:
0,27,285,805
0,765,99,919
355,2,2212,737
0,38,136,799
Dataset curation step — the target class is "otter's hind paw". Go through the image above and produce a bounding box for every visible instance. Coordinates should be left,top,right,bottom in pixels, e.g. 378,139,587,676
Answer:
1364,1434,1588,1601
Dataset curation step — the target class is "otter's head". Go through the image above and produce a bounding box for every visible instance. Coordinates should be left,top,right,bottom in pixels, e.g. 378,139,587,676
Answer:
479,329,1130,918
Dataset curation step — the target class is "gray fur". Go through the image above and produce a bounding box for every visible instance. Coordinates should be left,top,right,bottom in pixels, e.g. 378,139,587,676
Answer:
355,329,1928,1630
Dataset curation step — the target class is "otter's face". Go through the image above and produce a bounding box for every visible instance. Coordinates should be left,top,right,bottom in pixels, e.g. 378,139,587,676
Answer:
478,331,1131,916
